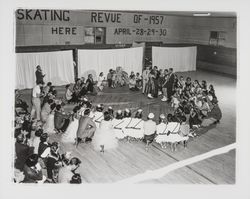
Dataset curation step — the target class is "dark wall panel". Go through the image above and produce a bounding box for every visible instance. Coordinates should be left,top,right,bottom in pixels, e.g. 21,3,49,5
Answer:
197,45,236,67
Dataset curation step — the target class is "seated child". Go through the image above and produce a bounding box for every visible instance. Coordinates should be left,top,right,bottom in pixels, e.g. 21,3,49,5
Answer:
155,114,168,148
124,109,144,141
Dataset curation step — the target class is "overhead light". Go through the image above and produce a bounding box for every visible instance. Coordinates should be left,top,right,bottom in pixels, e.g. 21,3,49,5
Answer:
193,13,211,16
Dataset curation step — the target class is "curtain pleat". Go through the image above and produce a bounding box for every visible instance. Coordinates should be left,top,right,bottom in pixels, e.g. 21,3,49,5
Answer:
78,47,144,80
16,51,74,89
152,46,197,72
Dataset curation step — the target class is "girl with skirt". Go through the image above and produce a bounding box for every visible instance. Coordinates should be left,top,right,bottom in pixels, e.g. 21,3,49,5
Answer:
43,103,57,134
147,72,155,99
92,111,118,153
61,106,81,143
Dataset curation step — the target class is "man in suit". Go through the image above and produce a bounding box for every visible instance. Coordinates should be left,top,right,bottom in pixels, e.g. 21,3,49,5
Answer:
166,68,175,102
142,66,150,94
152,66,160,98
35,65,45,85
76,108,96,146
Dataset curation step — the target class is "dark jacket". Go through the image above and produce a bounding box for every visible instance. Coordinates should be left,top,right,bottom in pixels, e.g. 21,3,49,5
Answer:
22,164,43,183
15,142,34,171
207,104,222,121
54,111,70,130
167,73,175,88
35,69,44,84
38,142,50,157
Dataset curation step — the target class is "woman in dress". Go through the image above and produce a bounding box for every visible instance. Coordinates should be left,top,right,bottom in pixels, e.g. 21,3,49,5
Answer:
92,111,118,153
155,114,168,148
61,106,81,143
97,72,105,91
147,71,155,99
41,99,53,123
43,103,57,134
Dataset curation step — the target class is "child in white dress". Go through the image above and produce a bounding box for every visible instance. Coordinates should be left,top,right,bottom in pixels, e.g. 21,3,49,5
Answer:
61,106,81,143
43,103,57,134
92,111,118,153
97,72,105,91
155,114,168,148
171,92,180,110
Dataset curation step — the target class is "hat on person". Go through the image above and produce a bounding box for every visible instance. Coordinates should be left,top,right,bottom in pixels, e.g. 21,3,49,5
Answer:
148,113,154,119
83,97,88,102
108,106,113,110
117,110,122,114
160,114,165,119
137,109,143,113
125,108,130,113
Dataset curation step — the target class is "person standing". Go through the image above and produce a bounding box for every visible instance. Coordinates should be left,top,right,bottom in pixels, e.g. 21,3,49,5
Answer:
35,65,45,85
54,104,71,133
31,82,44,121
97,72,105,91
152,66,160,98
142,66,150,94
161,69,169,102
166,68,175,102
107,69,113,88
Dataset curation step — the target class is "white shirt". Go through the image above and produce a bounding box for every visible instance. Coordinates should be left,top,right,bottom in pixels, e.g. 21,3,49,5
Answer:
156,122,167,134
143,120,157,135
40,147,50,158
65,89,73,100
32,85,41,98
97,76,105,87
166,122,180,133
32,137,40,154
58,166,73,183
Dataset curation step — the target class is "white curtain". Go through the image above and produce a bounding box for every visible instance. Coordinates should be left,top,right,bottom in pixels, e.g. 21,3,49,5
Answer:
16,50,75,89
152,46,197,72
78,47,144,80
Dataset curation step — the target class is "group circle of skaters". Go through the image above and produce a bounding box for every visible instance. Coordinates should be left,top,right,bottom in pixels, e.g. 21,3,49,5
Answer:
14,65,222,184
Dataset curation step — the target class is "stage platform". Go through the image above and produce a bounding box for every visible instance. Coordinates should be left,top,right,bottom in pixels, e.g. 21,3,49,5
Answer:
17,70,236,184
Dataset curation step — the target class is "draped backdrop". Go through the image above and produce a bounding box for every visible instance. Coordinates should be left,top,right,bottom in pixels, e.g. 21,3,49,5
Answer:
152,46,197,72
16,50,74,89
78,47,144,80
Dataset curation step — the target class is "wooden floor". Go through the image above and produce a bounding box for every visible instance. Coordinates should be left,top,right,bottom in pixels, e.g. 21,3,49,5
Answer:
19,70,236,184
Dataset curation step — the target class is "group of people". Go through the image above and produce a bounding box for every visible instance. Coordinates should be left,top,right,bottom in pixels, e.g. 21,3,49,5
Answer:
14,64,222,183
14,109,83,183
142,65,176,100
14,66,83,183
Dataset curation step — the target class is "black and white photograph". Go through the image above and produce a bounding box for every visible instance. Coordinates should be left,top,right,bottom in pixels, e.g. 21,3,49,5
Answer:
0,0,250,198
13,8,236,184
